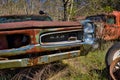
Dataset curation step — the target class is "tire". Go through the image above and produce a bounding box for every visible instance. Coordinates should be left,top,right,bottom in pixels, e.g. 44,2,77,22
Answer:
109,57,120,80
105,42,120,66
105,42,120,80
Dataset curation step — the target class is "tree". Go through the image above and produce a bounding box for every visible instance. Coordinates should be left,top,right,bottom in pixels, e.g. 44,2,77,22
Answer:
101,0,120,11
62,0,69,21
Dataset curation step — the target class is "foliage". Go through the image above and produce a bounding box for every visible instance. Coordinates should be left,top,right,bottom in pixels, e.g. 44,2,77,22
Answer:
0,0,119,20
101,0,120,11
103,6,113,12
0,0,41,15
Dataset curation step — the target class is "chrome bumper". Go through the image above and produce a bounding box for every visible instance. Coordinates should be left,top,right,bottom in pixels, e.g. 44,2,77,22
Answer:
0,50,80,69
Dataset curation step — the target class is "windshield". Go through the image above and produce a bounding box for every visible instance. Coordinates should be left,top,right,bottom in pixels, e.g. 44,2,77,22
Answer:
0,15,52,23
86,15,106,22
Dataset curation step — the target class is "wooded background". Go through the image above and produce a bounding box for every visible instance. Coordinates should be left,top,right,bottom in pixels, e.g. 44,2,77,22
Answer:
0,0,120,21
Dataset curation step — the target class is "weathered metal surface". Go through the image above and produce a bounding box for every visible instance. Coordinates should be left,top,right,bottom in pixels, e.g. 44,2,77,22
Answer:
0,45,82,57
0,35,8,50
0,50,80,69
0,27,82,57
0,14,95,69
0,21,82,30
110,57,120,80
103,11,120,40
86,11,120,41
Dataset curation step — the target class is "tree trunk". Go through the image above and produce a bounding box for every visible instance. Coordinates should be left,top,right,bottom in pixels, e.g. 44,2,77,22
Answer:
68,0,73,21
62,0,69,21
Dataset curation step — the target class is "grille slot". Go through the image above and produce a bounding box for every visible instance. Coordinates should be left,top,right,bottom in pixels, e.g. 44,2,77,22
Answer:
40,30,83,45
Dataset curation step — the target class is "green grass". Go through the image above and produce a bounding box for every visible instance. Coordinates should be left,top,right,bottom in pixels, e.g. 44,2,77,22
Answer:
48,42,113,80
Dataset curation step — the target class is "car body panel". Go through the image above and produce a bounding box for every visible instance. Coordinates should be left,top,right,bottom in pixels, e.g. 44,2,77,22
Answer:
0,14,95,69
86,11,120,41
0,50,81,69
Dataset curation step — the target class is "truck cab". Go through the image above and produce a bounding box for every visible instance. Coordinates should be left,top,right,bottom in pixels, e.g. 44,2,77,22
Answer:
86,11,120,41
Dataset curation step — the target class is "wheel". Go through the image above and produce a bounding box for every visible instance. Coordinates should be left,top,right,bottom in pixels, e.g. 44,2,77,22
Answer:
110,57,120,80
105,42,120,66
105,42,120,80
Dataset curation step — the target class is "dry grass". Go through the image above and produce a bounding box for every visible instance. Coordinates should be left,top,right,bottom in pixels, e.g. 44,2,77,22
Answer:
0,62,66,80
48,41,114,80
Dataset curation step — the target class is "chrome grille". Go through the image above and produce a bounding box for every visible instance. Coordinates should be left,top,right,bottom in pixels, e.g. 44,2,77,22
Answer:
40,30,83,45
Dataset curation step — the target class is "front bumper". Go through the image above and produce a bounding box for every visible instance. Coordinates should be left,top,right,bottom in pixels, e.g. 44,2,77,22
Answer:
0,50,80,69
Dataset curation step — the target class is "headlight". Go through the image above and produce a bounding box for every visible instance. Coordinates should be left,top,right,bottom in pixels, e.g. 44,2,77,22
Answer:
84,22,94,33
84,34,94,44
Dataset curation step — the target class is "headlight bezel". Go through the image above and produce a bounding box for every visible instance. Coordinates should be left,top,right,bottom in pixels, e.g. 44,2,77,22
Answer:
84,33,95,44
80,20,96,45
84,22,95,33
81,20,95,33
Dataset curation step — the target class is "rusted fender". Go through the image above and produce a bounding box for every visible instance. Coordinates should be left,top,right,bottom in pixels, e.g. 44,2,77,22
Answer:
110,57,120,80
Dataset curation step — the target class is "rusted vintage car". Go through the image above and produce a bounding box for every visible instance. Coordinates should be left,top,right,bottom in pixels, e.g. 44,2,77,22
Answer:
86,11,120,41
0,14,96,69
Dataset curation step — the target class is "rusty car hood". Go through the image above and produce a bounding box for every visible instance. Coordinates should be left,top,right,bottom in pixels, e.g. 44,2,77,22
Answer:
0,21,82,31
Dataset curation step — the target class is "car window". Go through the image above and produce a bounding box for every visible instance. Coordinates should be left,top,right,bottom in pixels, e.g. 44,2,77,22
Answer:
86,15,106,22
106,16,116,24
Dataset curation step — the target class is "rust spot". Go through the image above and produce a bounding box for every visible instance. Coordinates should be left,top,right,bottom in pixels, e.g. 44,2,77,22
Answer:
26,47,46,54
0,35,8,50
30,30,36,44
0,29,32,35
0,57,8,60
68,53,71,58
28,57,39,66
